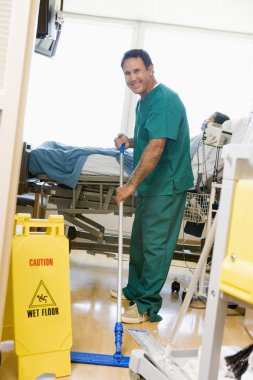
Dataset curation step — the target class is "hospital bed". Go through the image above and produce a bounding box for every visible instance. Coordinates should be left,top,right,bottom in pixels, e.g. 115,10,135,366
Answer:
18,141,134,256
18,141,204,261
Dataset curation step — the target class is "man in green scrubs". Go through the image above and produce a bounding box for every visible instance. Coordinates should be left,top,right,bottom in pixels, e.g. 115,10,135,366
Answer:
114,49,194,323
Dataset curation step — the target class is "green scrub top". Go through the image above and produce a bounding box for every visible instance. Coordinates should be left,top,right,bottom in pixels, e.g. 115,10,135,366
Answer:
133,83,194,196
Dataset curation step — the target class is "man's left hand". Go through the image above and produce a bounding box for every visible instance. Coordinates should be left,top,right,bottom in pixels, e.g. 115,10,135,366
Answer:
116,182,135,204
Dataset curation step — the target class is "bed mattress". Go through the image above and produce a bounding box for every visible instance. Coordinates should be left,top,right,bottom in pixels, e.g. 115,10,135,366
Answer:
81,153,129,177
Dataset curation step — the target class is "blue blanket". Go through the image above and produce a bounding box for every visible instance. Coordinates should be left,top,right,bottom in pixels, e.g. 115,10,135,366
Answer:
28,141,133,188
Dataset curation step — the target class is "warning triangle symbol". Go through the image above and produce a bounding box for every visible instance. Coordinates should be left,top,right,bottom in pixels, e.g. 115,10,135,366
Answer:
29,280,56,308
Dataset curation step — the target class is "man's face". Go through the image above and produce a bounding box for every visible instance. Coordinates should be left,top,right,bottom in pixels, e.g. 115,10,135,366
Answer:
122,57,154,99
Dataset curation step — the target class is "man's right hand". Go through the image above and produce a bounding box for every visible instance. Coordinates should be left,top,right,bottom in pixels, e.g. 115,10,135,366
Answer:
114,133,132,150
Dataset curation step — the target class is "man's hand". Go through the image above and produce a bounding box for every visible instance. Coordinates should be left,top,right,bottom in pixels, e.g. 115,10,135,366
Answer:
116,182,136,204
114,133,133,150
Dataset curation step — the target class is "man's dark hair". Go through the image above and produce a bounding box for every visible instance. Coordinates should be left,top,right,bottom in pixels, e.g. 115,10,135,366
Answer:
121,49,153,69
213,112,230,125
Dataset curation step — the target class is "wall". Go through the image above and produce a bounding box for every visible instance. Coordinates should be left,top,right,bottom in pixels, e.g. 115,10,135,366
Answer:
63,0,253,34
0,0,39,338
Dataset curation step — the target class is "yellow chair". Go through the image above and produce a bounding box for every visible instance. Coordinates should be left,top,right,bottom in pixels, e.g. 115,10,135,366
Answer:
220,179,253,304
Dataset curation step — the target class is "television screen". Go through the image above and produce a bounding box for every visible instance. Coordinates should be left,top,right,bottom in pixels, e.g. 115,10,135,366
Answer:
35,0,64,58
36,0,48,38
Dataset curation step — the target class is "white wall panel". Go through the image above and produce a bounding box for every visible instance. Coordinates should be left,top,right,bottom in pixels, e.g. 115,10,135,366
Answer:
0,0,39,338
63,0,253,34
0,0,11,90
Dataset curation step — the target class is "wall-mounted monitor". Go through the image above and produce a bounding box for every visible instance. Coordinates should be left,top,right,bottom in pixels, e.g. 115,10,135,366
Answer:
35,0,64,58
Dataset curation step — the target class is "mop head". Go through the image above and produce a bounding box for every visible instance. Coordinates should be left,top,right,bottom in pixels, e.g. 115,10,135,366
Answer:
128,329,191,380
147,349,192,380
224,344,253,379
71,351,130,367
182,345,253,379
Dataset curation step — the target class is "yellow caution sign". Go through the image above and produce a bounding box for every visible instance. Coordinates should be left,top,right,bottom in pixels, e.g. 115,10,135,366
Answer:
220,180,253,304
11,214,72,380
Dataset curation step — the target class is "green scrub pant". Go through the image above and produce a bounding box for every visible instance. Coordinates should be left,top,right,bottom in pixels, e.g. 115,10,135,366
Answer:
123,191,187,322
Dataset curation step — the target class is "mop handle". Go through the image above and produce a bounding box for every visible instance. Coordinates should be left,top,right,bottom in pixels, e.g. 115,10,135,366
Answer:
116,143,125,322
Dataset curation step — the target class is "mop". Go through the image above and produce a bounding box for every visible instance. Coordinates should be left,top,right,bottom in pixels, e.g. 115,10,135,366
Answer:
128,214,218,379
224,343,253,379
71,144,130,367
